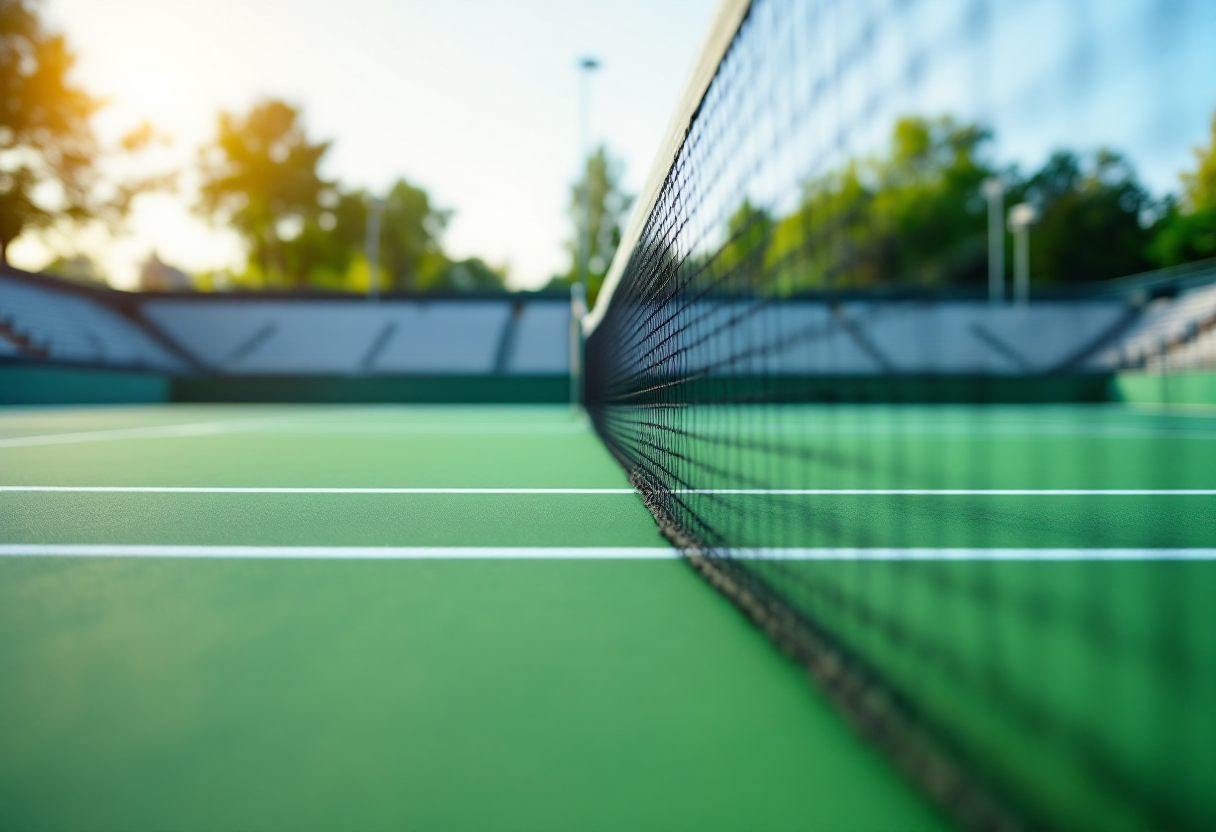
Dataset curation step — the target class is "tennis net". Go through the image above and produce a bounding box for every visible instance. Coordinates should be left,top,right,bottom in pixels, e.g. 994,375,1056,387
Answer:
583,1,1216,830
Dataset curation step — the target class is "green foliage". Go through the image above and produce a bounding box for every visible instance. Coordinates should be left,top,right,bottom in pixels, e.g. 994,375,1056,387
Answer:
715,199,775,289
556,145,631,304
877,118,991,285
1149,202,1216,267
196,100,486,293
753,115,1208,292
1181,114,1216,213
44,253,104,286
764,116,992,291
197,99,331,287
379,178,450,291
1022,150,1154,282
1149,114,1216,266
277,178,468,292
767,162,873,290
0,1,171,269
0,0,98,262
278,187,364,289
430,257,508,292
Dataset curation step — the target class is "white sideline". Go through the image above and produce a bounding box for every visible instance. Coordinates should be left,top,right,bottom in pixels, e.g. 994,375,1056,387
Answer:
1,545,1213,560
0,422,246,449
0,420,588,448
1,486,1214,495
2,417,1210,449
0,486,636,494
686,488,1216,496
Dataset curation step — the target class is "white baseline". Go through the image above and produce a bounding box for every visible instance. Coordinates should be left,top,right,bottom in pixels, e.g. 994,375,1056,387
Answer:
0,545,1214,560
1,486,1214,495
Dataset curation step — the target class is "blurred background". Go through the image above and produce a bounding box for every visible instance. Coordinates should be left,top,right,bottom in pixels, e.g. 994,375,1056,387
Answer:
2,3,1216,830
2,0,718,295
1,0,1215,405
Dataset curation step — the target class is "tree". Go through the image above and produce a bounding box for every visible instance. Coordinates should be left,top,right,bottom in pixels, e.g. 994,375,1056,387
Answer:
1021,149,1154,283
765,116,995,291
1181,113,1216,211
717,199,774,290
197,99,330,287
428,257,508,292
44,253,104,286
275,177,457,292
762,116,1166,290
873,117,992,285
379,178,450,291
0,0,98,264
1149,112,1216,266
554,145,631,303
278,186,364,289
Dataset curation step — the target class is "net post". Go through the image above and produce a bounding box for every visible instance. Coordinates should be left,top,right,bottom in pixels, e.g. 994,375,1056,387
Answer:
569,282,586,413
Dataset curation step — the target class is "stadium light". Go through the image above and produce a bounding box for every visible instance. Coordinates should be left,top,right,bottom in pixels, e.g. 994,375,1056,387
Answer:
365,195,383,301
577,56,601,303
1008,202,1038,306
981,177,1005,304
573,56,600,411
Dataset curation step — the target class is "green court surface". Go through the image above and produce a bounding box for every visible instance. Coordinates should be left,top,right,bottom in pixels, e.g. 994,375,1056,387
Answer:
1,404,1214,831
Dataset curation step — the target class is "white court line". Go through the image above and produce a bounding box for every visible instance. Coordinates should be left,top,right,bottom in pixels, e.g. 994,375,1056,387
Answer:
0,486,637,494
0,545,676,559
701,422,1216,440
0,545,1213,560
4,419,1210,447
0,420,587,448
0,420,260,449
1,486,1214,495
726,548,1216,560
243,422,588,434
683,488,1216,496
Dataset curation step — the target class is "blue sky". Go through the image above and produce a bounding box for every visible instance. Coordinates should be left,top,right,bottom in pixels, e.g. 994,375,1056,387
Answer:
16,0,719,289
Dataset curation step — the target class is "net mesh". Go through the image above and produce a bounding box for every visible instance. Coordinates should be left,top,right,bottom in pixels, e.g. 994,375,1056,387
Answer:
584,1,1216,830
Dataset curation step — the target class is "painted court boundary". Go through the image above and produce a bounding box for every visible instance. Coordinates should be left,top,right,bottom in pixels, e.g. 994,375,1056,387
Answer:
3,486,1215,495
0,420,588,449
1,545,1214,560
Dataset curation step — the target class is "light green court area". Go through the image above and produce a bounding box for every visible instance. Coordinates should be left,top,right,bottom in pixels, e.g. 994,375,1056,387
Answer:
1,403,1214,831
0,405,949,832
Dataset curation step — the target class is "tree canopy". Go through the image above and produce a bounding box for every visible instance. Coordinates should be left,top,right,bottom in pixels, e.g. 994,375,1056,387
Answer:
1149,114,1216,267
0,0,170,268
730,114,1216,295
0,0,96,263
1021,150,1155,283
197,100,331,287
549,145,631,304
197,100,505,293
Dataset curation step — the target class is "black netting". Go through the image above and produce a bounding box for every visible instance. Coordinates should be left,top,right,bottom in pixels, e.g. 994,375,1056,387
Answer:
584,1,1216,830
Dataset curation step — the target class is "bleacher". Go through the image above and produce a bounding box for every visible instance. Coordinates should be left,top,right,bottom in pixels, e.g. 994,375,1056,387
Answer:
140,297,571,376
4,260,1215,403
673,300,1131,377
0,270,188,372
1091,280,1216,371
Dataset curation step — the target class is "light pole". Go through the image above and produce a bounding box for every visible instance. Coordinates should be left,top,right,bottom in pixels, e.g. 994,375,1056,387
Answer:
365,194,383,301
1008,202,1038,306
578,56,600,301
981,177,1005,304
573,56,599,411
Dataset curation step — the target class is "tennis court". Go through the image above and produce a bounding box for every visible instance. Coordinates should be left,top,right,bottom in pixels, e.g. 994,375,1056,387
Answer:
2,402,1212,830
4,0,1216,827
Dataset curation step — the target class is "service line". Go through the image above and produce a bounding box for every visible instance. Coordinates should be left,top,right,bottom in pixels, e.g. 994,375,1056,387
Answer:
1,545,1214,560
1,486,1214,495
